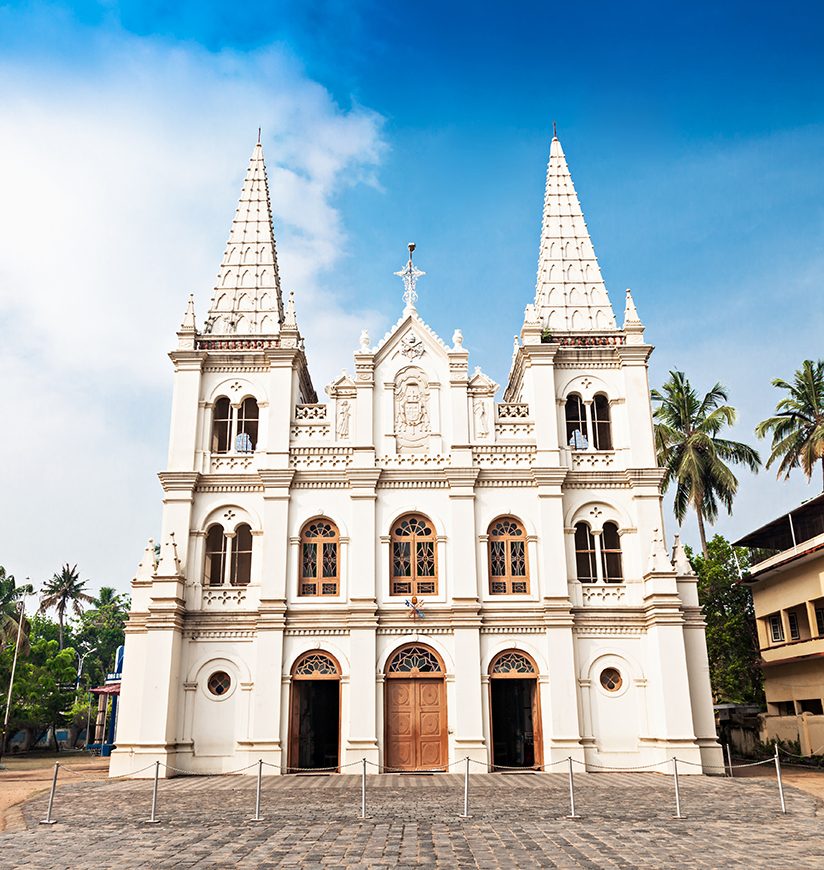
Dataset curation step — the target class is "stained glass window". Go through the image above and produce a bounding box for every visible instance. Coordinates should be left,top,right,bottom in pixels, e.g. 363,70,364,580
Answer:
299,519,339,596
491,651,536,675
387,645,442,673
207,671,231,696
293,652,339,677
390,515,437,596
488,518,529,595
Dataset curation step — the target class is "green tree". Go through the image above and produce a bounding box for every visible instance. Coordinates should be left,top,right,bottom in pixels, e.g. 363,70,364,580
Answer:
73,589,130,688
0,566,33,647
755,359,824,489
39,564,94,650
1,615,77,752
689,536,763,705
652,370,761,556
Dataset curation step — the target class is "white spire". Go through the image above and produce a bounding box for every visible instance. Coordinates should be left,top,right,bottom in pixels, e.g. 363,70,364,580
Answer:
671,535,694,576
134,538,156,584
180,293,196,332
155,532,181,578
533,131,617,332
204,139,284,336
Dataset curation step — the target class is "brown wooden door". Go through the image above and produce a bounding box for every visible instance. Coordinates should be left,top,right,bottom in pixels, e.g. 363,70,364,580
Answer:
385,678,446,771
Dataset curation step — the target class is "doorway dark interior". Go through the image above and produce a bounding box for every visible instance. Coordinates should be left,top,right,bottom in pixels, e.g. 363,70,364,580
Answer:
297,680,339,770
491,679,535,768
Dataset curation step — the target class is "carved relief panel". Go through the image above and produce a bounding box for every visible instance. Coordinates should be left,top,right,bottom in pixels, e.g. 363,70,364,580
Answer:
394,367,431,452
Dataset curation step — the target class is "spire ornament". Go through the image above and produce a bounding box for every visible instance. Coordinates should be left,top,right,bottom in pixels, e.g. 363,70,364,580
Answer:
394,243,425,311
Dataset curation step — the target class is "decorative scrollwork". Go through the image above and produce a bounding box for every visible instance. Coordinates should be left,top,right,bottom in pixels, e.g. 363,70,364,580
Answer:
388,646,442,674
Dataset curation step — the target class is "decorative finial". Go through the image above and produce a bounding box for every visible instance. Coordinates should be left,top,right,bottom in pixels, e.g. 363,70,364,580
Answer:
451,328,463,349
257,127,261,145
283,290,297,328
553,120,557,139
394,243,425,311
359,329,370,352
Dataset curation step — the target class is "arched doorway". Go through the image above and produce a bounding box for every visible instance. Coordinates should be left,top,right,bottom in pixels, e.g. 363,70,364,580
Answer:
384,644,447,771
489,651,543,770
288,652,341,772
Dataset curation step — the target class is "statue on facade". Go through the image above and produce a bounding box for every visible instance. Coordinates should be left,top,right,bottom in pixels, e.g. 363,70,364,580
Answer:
336,399,351,439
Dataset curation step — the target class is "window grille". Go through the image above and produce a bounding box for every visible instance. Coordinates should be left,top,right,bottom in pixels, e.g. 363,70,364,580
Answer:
490,651,536,675
391,515,437,596
387,646,442,674
769,614,785,643
207,671,231,696
488,518,529,594
299,519,339,596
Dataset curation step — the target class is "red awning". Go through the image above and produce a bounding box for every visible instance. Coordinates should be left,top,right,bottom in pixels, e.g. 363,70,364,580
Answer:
90,682,121,696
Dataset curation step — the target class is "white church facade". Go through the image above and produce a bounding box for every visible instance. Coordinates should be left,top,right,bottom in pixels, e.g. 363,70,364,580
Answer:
110,133,722,777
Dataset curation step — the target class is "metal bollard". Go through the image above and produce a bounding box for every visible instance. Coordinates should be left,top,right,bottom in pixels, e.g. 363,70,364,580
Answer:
672,758,683,819
774,743,787,814
458,756,471,818
39,762,59,825
725,743,734,777
250,758,264,822
360,758,367,819
145,760,161,824
566,757,580,819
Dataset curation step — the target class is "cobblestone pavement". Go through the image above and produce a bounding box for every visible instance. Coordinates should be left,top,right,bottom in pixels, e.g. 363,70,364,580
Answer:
2,770,823,868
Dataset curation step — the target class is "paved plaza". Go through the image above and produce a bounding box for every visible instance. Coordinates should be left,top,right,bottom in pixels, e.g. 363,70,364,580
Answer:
1,770,823,868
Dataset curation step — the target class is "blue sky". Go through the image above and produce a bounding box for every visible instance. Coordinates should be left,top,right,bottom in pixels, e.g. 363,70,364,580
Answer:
1,1,823,591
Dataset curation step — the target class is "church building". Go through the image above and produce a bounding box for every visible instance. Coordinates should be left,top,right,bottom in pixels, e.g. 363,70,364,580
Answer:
110,132,722,777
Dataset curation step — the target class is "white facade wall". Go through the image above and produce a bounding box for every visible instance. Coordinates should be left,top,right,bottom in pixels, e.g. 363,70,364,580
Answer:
111,138,723,779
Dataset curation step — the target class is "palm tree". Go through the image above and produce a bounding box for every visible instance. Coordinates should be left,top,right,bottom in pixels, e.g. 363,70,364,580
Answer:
0,567,33,647
755,359,824,490
93,587,122,608
39,564,94,649
652,370,761,556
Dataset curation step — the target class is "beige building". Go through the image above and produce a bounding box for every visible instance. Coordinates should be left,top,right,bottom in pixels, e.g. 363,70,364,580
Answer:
736,493,824,755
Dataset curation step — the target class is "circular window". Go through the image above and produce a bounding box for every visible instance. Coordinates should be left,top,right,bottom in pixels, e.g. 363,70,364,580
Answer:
600,667,622,692
207,671,232,697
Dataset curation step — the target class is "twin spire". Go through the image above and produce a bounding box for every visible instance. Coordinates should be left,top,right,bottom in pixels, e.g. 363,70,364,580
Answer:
189,131,638,342
202,141,285,336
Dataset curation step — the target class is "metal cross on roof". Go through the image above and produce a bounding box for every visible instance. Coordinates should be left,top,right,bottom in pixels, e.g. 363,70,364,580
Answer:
394,242,425,310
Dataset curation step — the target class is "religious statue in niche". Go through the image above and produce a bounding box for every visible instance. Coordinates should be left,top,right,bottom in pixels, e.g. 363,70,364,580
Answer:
394,368,431,451
473,399,489,438
336,399,351,439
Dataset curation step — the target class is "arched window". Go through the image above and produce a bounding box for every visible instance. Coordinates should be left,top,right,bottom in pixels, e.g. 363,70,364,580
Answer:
565,394,588,450
574,523,597,583
236,397,259,453
592,394,612,450
212,397,232,453
204,524,227,586
300,518,340,596
391,514,437,596
231,523,253,586
600,522,623,583
488,517,529,594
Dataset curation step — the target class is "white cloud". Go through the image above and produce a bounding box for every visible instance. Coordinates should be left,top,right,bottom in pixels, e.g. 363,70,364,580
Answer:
0,29,387,592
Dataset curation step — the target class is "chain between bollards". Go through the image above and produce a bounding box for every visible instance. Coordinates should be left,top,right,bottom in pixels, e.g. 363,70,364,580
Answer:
774,742,787,814
566,756,580,819
39,761,59,825
458,756,471,818
145,760,160,824
250,758,264,822
360,758,367,819
672,757,683,819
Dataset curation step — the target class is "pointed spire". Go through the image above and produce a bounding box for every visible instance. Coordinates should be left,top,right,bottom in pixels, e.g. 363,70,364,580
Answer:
203,139,284,336
155,532,181,578
134,538,156,584
283,290,298,329
646,528,671,574
532,133,617,333
671,535,694,576
180,293,196,332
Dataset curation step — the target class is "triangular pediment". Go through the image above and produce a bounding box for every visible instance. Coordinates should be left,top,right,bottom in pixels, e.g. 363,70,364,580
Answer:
371,309,452,366
326,371,357,398
468,367,499,397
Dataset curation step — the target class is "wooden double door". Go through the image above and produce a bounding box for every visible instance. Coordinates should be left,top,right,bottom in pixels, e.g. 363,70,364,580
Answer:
385,677,447,771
